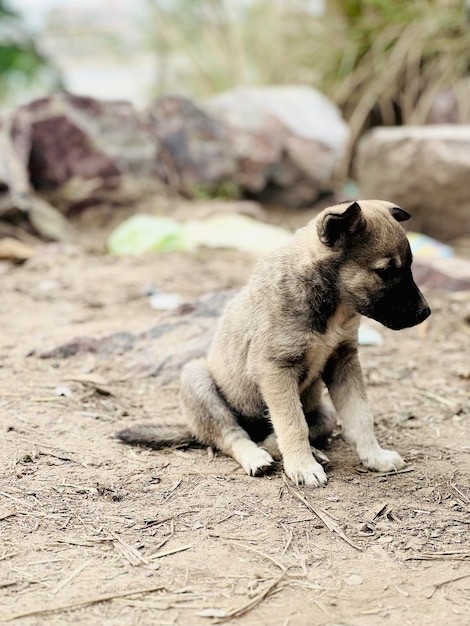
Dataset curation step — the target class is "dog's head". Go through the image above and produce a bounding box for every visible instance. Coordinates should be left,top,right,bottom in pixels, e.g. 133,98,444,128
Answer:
315,200,431,330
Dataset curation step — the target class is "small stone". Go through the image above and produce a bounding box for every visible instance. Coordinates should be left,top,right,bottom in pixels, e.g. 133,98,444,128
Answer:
0,238,34,263
54,386,73,398
343,574,363,586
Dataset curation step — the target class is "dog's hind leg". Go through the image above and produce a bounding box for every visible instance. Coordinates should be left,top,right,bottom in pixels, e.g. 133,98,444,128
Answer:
259,432,282,460
301,381,337,447
180,359,274,477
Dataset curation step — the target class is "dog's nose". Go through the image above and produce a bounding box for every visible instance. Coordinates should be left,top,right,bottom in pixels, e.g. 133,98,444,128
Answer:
417,305,431,322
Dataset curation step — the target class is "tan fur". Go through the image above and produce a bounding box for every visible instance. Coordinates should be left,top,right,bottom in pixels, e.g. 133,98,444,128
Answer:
118,200,430,486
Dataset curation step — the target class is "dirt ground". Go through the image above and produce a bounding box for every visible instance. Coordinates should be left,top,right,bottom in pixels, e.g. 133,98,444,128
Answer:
0,214,469,626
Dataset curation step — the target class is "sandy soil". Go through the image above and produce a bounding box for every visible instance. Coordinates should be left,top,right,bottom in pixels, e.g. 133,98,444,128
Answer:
0,224,469,626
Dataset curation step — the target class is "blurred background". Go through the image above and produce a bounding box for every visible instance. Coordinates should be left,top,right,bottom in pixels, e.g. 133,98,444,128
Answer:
3,1,470,124
0,0,469,261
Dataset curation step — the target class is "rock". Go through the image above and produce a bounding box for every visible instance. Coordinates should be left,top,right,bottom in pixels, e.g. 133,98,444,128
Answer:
426,90,461,124
206,86,349,207
38,290,234,383
26,196,72,241
2,89,347,234
0,116,30,212
356,126,470,241
146,95,236,194
0,237,34,262
12,92,165,215
343,574,363,586
413,257,470,291
0,114,71,240
5,93,237,218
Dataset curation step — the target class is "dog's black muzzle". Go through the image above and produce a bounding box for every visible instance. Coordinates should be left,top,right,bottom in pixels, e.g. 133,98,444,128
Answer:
366,274,431,331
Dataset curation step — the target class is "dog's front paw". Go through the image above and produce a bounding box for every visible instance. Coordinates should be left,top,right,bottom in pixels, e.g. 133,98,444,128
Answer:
244,447,275,477
362,448,405,472
232,440,274,476
284,456,328,487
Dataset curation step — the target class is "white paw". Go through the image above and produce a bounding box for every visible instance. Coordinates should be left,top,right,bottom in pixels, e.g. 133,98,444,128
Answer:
362,448,405,472
240,446,275,477
284,456,328,487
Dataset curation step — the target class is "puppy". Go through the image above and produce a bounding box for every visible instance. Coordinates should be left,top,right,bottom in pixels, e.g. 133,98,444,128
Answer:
118,200,430,486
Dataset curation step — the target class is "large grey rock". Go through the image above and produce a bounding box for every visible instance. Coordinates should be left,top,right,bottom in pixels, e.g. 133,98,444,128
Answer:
1,89,347,238
147,96,236,194
414,257,470,291
206,86,349,207
8,93,236,217
356,126,470,241
15,93,165,215
0,113,71,240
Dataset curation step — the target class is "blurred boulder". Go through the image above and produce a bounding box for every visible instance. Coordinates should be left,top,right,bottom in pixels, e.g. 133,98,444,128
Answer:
413,257,470,292
1,89,349,238
356,126,470,241
8,93,237,216
0,237,34,262
12,93,165,216
0,116,28,216
0,114,71,240
206,86,349,207
147,96,236,194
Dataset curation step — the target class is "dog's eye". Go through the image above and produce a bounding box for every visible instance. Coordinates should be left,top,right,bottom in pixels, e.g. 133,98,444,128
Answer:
373,267,394,280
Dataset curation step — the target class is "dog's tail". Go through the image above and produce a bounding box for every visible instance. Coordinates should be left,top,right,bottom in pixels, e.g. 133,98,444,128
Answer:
117,424,200,449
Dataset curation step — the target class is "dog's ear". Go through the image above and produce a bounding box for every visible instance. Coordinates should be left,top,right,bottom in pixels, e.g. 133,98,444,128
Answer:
318,201,364,246
389,206,410,222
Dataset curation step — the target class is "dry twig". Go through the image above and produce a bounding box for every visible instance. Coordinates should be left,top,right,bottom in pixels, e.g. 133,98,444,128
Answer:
0,508,16,521
355,466,415,477
405,551,470,561
225,540,286,572
108,529,149,566
215,570,288,623
0,492,34,510
0,584,165,622
427,573,470,599
282,475,362,551
415,388,456,408
51,560,92,595
147,544,192,560
450,483,470,507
